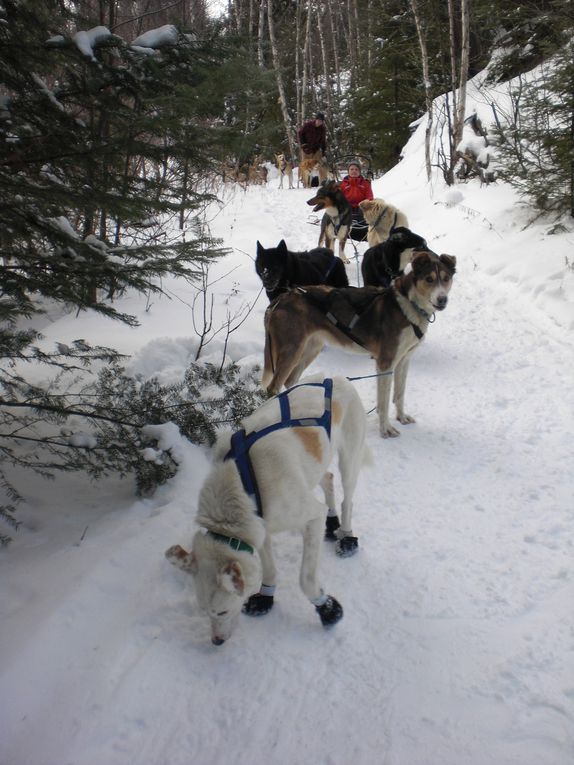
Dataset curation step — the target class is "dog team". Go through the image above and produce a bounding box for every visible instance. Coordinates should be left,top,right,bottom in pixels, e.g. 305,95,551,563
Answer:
166,116,457,646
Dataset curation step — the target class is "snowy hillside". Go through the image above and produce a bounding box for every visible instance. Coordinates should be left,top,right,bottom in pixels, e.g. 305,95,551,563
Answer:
1,74,573,765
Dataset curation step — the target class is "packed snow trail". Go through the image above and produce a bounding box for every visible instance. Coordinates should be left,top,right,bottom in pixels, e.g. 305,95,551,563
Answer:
1,166,572,765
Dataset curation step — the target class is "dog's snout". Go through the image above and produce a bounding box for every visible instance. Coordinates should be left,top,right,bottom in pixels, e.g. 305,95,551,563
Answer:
435,294,448,310
212,635,225,646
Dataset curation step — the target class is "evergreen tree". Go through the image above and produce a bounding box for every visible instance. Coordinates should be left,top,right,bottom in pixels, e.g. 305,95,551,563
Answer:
0,0,267,542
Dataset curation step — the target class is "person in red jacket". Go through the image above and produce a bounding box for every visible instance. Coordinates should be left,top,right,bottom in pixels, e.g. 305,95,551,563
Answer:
340,159,373,233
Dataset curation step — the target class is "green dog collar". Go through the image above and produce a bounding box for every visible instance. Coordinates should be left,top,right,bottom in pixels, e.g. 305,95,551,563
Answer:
207,530,255,556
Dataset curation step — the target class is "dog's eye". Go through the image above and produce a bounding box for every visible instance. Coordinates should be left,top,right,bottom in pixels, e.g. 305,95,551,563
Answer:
425,275,435,283
441,274,451,282
216,610,228,617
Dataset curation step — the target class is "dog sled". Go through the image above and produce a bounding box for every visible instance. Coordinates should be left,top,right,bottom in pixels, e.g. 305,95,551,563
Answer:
307,152,373,242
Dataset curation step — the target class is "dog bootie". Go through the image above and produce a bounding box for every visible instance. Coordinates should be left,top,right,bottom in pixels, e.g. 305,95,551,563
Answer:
316,595,343,627
242,593,274,616
325,514,340,541
335,535,359,557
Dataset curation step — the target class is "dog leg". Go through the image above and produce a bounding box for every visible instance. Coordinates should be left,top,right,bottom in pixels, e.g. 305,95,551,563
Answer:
377,370,400,438
243,534,276,616
320,472,340,541
393,356,415,425
339,239,350,265
334,446,361,558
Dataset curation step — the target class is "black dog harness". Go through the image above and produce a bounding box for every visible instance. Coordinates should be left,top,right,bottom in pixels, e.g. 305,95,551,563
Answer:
224,379,334,517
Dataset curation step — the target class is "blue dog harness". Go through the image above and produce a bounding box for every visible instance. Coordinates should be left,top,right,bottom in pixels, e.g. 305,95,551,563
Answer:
224,379,334,517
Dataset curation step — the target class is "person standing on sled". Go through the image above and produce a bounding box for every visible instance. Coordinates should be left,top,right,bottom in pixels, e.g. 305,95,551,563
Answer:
298,112,327,164
340,159,373,239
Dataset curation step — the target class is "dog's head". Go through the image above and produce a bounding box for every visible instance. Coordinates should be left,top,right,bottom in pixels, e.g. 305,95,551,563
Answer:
166,529,261,646
358,198,389,224
306,180,341,212
409,250,456,312
256,239,288,291
388,226,429,252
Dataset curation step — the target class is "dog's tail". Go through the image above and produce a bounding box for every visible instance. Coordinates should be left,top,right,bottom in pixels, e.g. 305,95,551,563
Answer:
261,328,274,389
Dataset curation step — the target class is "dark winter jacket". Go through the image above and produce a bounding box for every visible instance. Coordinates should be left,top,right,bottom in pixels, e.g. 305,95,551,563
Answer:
339,175,374,208
298,120,327,155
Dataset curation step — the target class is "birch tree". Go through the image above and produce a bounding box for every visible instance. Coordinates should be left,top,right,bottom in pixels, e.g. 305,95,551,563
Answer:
267,0,296,157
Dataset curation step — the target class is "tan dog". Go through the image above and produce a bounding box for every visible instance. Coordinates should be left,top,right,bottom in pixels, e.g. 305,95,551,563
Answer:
262,250,456,438
275,153,294,189
359,198,409,246
299,150,329,188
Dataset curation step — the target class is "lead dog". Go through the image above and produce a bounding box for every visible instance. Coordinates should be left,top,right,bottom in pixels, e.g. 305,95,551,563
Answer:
165,375,369,645
256,239,349,301
307,180,354,264
275,152,294,189
359,198,409,246
262,250,456,438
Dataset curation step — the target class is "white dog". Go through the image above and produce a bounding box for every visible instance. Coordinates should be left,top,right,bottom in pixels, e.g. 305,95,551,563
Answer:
359,198,409,246
166,375,369,645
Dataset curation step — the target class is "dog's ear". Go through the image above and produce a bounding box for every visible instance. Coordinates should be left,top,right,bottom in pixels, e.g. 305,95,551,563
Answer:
256,241,264,255
439,254,457,273
165,544,197,574
277,239,288,255
359,200,373,212
219,560,245,596
410,250,430,274
389,228,407,241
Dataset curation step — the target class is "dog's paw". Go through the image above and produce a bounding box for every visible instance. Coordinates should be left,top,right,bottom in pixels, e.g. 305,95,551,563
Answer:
325,515,340,541
335,535,359,557
165,544,195,572
242,593,274,616
380,423,400,438
316,595,343,627
397,413,416,425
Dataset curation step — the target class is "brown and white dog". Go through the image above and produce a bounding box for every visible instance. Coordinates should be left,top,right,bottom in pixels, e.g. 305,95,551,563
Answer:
299,151,329,189
262,250,456,438
165,375,369,645
275,153,294,189
359,198,409,246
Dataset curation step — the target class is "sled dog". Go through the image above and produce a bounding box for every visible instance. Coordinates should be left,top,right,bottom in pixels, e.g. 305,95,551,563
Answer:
361,227,429,288
165,375,369,645
256,239,349,301
359,198,409,247
306,180,354,264
275,153,294,189
262,250,456,438
299,154,329,189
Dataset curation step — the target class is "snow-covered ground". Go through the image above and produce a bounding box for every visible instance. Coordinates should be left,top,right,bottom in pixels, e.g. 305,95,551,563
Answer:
1,89,573,765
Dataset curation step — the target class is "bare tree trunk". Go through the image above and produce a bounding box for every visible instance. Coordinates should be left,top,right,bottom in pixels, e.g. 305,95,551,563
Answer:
367,0,373,69
457,0,470,136
346,0,356,89
446,0,470,184
257,0,265,68
409,0,433,181
267,0,296,158
352,0,361,66
301,0,313,120
317,5,332,122
326,0,341,97
295,0,303,128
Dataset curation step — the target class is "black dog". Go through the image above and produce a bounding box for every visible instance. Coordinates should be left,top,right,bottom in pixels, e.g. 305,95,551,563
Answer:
255,239,349,301
361,227,429,288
